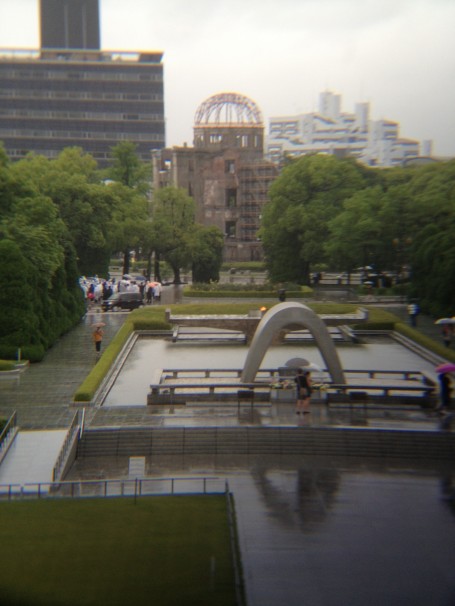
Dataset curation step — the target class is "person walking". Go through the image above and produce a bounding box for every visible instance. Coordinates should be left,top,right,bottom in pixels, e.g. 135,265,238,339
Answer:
295,369,312,414
407,302,420,327
437,372,452,413
442,324,453,348
153,282,162,304
92,326,103,355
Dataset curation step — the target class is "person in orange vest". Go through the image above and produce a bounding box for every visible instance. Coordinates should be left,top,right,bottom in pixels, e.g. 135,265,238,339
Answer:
92,326,103,353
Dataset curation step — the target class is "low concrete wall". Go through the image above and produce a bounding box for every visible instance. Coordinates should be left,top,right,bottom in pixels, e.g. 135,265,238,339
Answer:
77,426,455,460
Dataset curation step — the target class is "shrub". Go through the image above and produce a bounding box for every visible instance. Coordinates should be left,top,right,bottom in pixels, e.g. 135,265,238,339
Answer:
221,261,266,272
185,283,312,298
0,360,16,371
131,319,172,331
0,344,45,363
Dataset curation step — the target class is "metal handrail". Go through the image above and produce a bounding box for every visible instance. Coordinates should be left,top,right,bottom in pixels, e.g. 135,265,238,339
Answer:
0,476,225,501
52,412,80,482
0,411,17,451
79,407,86,439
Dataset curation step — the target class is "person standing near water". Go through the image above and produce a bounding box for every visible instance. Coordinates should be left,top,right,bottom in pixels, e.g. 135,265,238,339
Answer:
437,372,452,413
295,369,312,414
442,324,453,348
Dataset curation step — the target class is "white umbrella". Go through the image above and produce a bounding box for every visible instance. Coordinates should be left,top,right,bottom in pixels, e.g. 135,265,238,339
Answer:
435,318,455,325
285,358,322,372
285,358,309,368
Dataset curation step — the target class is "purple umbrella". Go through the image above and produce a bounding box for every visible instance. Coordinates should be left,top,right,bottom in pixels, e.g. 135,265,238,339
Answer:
435,363,455,374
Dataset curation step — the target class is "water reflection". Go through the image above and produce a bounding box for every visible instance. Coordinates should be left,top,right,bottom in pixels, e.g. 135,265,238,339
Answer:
250,465,341,531
103,335,438,407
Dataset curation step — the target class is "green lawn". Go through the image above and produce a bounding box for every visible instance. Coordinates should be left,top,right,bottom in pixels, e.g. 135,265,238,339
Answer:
0,496,239,606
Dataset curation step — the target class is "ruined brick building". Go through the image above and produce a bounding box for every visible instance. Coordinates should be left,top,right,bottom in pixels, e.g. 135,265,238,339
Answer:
152,92,278,262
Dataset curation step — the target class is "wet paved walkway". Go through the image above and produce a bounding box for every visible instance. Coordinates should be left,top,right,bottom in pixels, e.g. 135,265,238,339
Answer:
0,429,67,485
0,309,125,429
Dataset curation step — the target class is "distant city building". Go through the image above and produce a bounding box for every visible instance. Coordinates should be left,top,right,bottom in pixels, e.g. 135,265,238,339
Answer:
40,0,100,50
266,91,422,167
0,0,165,166
152,93,278,262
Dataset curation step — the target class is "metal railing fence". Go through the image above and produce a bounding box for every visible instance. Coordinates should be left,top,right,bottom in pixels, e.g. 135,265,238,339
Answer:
0,476,227,501
52,412,80,482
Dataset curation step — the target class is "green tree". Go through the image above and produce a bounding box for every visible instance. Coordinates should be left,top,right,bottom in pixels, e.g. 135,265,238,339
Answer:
11,148,114,276
190,225,224,283
0,239,40,359
107,141,151,193
0,153,85,359
403,160,455,314
260,155,370,283
411,221,455,316
151,187,196,283
326,187,379,275
107,182,150,275
105,142,152,274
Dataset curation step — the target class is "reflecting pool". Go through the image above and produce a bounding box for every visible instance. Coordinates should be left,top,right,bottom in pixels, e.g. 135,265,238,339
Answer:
103,335,438,406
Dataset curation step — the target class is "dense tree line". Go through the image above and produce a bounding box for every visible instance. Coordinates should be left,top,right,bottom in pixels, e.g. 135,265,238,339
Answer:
0,142,224,360
260,155,455,316
0,146,86,360
2,140,454,360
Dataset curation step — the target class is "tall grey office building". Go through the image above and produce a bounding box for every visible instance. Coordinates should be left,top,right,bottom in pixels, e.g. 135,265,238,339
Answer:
0,0,165,166
41,0,101,50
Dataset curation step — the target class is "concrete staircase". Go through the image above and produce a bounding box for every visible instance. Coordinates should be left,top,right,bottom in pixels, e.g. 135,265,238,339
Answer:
77,426,455,460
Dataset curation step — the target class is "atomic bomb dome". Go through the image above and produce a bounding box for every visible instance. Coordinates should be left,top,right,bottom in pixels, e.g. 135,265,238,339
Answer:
193,92,264,152
152,91,278,263
194,92,263,126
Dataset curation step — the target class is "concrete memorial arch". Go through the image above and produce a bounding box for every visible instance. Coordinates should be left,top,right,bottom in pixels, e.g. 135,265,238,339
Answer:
241,302,345,384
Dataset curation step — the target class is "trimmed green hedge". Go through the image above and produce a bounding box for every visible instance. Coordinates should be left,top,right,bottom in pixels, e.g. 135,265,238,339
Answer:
74,322,134,402
221,261,266,271
395,322,455,363
0,360,16,371
352,308,399,331
74,311,172,402
184,283,313,299
184,289,310,299
0,344,45,363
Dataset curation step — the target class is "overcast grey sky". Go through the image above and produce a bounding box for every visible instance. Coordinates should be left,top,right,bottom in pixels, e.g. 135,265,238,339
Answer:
1,0,454,156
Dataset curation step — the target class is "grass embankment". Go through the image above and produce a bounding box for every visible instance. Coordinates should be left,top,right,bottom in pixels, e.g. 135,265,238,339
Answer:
394,322,455,363
0,360,16,371
0,496,238,606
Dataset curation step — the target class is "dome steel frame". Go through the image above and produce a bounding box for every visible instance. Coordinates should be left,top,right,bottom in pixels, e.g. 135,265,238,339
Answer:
194,92,263,127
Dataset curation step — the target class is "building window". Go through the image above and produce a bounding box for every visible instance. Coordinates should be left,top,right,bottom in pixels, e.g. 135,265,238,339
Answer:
225,221,236,238
226,188,237,208
225,160,235,174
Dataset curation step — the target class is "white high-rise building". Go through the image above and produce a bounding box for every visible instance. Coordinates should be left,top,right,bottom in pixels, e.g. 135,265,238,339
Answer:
266,91,420,167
